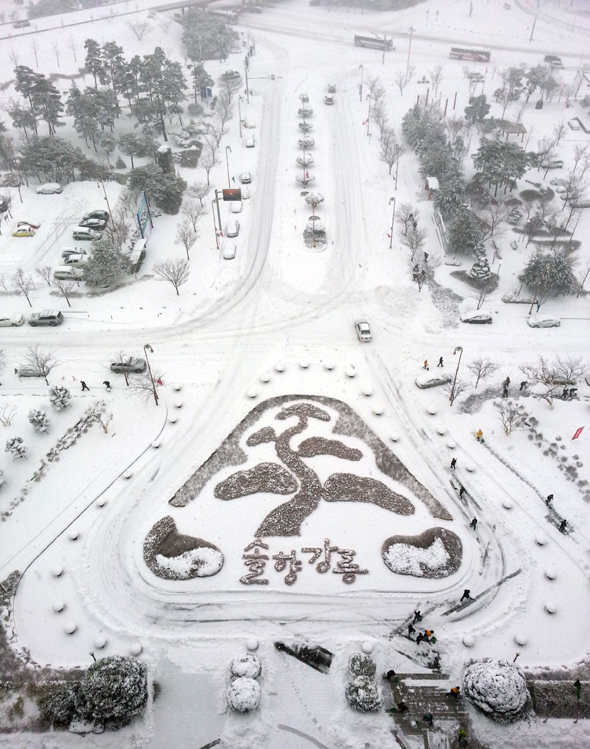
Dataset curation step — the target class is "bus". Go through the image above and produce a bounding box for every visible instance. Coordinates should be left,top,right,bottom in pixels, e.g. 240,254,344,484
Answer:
354,35,394,51
449,47,491,62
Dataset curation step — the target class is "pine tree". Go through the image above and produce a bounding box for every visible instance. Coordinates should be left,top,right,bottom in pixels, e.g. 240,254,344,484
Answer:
469,245,492,282
84,39,108,88
28,409,51,433
5,437,27,459
518,250,577,304
78,656,148,727
82,237,128,287
49,385,72,411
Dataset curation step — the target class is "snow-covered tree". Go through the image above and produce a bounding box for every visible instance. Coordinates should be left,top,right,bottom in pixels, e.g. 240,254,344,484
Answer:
37,682,78,727
128,163,186,214
28,409,51,433
469,246,492,282
447,205,485,256
5,436,27,460
518,250,577,307
49,385,71,411
495,400,528,436
153,258,190,295
78,656,148,728
348,653,377,678
467,358,499,388
83,237,128,288
345,676,383,712
463,659,529,723
464,94,490,129
227,677,260,712
380,128,402,175
24,346,57,379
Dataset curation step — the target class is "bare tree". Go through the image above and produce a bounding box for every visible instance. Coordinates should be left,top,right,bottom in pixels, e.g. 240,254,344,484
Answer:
187,182,210,206
380,128,402,174
397,202,418,236
176,219,198,260
444,115,466,143
444,378,470,405
480,202,510,240
52,279,76,307
399,225,427,261
519,356,565,406
365,75,383,100
577,259,590,298
67,36,77,62
215,89,233,132
181,199,206,232
0,276,8,292
126,18,152,41
573,144,589,174
553,355,588,385
395,69,409,96
153,258,190,295
24,346,58,380
372,98,389,139
0,404,17,427
200,145,219,187
129,370,164,404
553,121,566,147
8,49,19,68
51,40,60,68
467,357,499,388
36,266,53,287
537,137,556,174
218,74,242,102
496,400,528,435
29,38,40,68
12,269,35,308
0,349,6,373
430,65,444,97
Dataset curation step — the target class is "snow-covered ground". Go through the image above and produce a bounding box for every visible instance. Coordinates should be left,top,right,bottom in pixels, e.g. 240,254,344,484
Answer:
1,0,590,746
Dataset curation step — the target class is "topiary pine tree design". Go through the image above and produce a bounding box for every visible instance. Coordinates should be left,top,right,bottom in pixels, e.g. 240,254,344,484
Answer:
469,245,492,282
49,385,72,411
28,409,51,433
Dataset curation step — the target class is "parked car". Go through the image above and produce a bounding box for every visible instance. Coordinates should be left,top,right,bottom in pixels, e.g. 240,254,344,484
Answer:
460,311,493,324
61,247,87,260
240,186,250,199
72,227,100,241
13,19,31,28
63,253,89,267
17,221,40,229
79,217,107,230
245,135,256,148
28,310,64,327
569,119,581,131
230,201,243,214
12,227,35,237
415,372,452,389
223,244,237,260
0,313,24,327
54,266,83,281
355,320,372,342
240,172,252,184
36,183,63,194
325,95,334,105
227,218,240,238
82,210,110,222
544,54,562,65
110,357,147,374
550,177,568,186
18,367,46,378
328,84,336,93
527,314,560,328
541,159,564,169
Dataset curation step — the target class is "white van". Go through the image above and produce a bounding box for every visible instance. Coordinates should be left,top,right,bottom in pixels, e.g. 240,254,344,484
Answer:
226,218,240,237
54,266,83,281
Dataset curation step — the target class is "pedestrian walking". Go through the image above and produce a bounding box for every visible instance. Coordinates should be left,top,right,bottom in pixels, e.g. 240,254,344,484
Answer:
520,381,527,391
535,300,540,313
476,429,484,442
14,368,18,375
437,357,443,367
449,686,461,698
408,623,416,638
424,629,434,641
385,669,396,681
81,381,90,392
460,589,471,602
413,610,422,624
575,678,582,700
424,252,429,262
459,485,466,498
559,519,567,533
397,701,408,713
423,713,434,725
416,632,424,645
469,517,478,530
546,494,554,506
103,381,111,392
450,457,457,469
423,359,428,369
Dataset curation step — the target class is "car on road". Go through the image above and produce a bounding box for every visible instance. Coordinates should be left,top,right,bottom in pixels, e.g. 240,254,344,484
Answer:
240,172,252,184
325,95,334,105
0,313,24,327
415,372,452,389
13,19,31,28
245,135,256,148
223,244,237,260
82,210,110,222
28,310,64,327
36,183,63,194
110,357,147,374
79,217,107,230
12,227,35,237
541,159,564,169
527,314,560,328
460,310,493,324
230,201,243,213
355,320,372,342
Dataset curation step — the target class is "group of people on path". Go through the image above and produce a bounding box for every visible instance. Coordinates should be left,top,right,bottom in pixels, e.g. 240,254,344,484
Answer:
422,357,444,370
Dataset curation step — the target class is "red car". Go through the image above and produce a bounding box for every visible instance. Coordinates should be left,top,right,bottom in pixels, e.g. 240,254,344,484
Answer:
18,221,40,229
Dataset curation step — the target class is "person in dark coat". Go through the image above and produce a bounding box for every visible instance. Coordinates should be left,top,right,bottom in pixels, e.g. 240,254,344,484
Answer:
459,485,466,498
437,357,443,367
469,517,478,530
413,610,422,623
460,589,471,602
103,380,111,391
450,457,457,469
81,381,90,392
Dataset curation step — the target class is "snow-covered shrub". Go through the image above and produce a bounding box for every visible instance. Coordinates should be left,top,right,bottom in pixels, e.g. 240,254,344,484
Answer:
49,386,72,411
5,437,27,459
28,409,51,433
345,676,383,713
230,654,262,681
37,682,79,727
463,659,529,723
348,653,377,679
227,677,260,713
77,656,148,728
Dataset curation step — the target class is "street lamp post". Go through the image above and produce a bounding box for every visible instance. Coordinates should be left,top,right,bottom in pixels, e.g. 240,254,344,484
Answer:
238,95,243,138
406,26,415,83
225,145,232,188
144,344,159,406
450,346,463,405
211,199,220,251
366,92,372,136
389,196,396,249
359,64,363,100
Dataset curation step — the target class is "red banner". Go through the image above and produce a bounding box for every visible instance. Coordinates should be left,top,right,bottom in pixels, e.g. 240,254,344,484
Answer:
572,427,584,440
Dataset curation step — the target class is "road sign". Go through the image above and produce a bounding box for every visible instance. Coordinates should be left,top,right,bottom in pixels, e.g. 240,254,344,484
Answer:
222,189,242,201
136,191,153,241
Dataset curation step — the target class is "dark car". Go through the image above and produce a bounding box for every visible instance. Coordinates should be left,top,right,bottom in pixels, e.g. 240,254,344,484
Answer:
82,210,110,222
110,357,147,374
79,217,107,230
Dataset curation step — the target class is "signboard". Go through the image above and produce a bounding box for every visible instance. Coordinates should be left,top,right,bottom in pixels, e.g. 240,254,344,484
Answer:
201,86,212,99
222,189,242,202
136,191,153,241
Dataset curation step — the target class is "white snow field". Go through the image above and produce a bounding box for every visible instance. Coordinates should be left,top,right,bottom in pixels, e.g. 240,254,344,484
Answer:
1,0,590,746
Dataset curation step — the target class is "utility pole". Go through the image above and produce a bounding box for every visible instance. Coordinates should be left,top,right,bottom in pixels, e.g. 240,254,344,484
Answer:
143,344,159,406
389,197,396,249
395,151,399,190
359,64,363,100
238,95,243,138
450,346,463,404
225,145,232,188
211,199,220,251
530,14,537,42
406,26,415,83
245,64,250,103
366,92,372,136
214,190,223,236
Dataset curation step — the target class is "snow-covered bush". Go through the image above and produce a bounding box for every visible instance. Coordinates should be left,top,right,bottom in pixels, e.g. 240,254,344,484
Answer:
77,656,148,728
463,659,529,723
37,682,79,727
5,437,27,460
28,409,51,433
345,676,383,713
348,653,377,679
227,677,260,713
49,386,72,411
230,654,262,681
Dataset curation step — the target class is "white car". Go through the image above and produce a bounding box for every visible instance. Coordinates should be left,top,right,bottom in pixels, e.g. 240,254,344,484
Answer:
230,201,243,214
240,186,250,199
355,320,372,342
63,253,89,267
415,372,452,389
550,177,568,187
569,119,581,131
541,160,564,169
240,172,252,184
223,244,237,260
527,314,560,328
460,310,493,324
36,183,63,194
0,313,24,327
245,135,256,148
